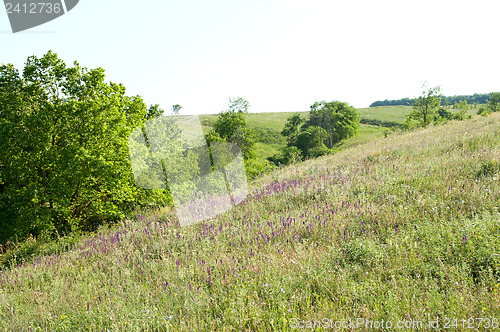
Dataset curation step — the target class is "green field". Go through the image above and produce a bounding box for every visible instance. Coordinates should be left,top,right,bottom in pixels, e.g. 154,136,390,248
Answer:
358,105,413,123
1,112,499,330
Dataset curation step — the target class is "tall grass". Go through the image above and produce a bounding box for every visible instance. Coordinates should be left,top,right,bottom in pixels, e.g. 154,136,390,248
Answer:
0,114,499,331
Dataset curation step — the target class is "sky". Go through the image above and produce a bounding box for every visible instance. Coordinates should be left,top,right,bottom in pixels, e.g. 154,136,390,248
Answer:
1,0,499,115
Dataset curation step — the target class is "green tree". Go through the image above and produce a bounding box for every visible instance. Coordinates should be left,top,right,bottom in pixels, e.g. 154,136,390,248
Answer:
408,85,442,127
147,104,164,119
437,108,453,120
281,113,303,146
0,51,169,243
488,92,500,112
172,104,182,115
212,97,256,160
294,126,328,159
303,101,359,148
268,146,302,166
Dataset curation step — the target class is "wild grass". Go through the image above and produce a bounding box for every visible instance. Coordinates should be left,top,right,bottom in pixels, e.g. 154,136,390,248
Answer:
0,113,499,331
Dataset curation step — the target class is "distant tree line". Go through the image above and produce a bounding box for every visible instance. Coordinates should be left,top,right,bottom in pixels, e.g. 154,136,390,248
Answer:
370,93,492,107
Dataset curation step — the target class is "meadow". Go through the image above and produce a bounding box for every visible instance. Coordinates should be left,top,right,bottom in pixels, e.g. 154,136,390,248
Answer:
0,112,498,331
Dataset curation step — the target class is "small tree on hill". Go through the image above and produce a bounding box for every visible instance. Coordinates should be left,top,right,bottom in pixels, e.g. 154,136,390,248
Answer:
303,100,359,148
408,85,442,127
211,97,256,160
281,113,303,146
295,126,328,159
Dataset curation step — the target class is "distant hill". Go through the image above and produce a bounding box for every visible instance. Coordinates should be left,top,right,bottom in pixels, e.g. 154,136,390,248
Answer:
370,93,491,107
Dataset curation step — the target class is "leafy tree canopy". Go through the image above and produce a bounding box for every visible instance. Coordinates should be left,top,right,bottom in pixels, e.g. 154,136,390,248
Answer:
281,113,303,146
407,85,442,127
0,51,170,243
211,97,256,160
303,100,359,148
488,92,500,113
270,100,359,165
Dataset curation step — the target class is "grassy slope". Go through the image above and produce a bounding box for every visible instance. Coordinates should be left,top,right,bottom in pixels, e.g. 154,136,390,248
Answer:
1,113,499,331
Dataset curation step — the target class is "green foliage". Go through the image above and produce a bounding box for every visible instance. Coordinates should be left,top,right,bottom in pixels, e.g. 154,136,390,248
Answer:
244,159,276,179
281,146,302,165
269,101,359,164
281,113,303,146
212,97,256,160
304,100,360,148
0,52,170,243
171,104,182,115
360,118,402,128
252,127,285,145
453,100,469,120
436,104,470,122
268,146,302,166
477,106,491,116
407,85,442,127
295,126,328,159
488,92,500,112
146,104,164,119
437,107,454,120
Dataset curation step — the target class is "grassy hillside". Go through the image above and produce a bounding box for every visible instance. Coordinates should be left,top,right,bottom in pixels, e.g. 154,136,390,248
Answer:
1,113,498,330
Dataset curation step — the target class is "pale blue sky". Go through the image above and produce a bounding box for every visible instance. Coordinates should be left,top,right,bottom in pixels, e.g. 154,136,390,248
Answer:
1,0,499,114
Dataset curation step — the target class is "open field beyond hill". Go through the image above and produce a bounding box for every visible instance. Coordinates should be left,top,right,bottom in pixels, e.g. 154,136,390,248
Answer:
1,113,498,331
